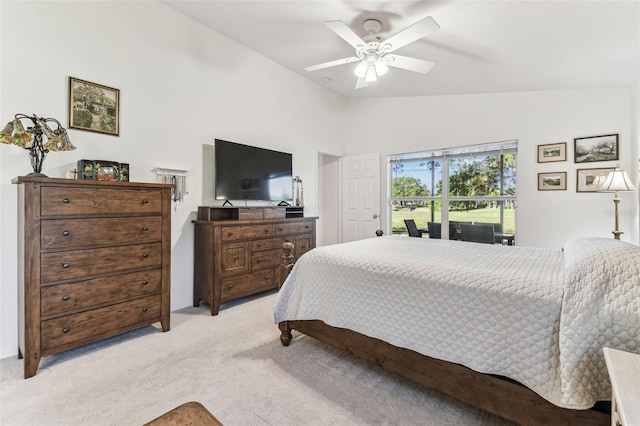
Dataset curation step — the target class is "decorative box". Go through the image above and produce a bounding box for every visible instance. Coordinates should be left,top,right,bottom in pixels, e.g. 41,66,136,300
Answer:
77,159,129,181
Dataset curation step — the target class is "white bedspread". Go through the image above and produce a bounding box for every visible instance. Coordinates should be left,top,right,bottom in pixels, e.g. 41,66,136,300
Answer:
273,236,640,409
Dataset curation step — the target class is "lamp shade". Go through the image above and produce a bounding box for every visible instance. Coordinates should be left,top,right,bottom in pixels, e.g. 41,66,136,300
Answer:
598,168,637,192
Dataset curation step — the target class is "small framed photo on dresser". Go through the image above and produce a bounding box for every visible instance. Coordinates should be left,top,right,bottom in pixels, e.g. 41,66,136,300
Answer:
537,142,566,163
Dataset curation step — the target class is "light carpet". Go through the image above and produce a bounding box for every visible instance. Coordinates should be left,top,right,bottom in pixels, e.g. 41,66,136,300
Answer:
0,291,514,425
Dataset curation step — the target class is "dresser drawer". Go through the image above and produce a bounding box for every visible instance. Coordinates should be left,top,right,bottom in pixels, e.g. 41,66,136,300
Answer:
251,237,288,252
221,269,275,300
221,224,274,242
41,269,162,317
41,294,161,351
41,186,162,216
251,249,282,270
275,221,313,236
41,242,162,283
41,217,162,249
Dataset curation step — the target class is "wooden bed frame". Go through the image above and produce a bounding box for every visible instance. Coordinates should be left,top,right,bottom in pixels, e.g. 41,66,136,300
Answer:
277,242,610,426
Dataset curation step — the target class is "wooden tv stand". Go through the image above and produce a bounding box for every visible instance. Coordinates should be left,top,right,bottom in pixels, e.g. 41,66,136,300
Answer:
193,206,315,315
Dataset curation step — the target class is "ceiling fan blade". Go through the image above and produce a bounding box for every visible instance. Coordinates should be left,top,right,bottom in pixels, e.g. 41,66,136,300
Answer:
325,20,367,49
386,54,435,74
304,56,360,72
355,77,369,89
383,16,440,53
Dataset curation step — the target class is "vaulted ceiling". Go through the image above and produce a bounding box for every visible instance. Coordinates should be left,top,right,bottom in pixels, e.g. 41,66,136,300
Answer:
162,1,640,99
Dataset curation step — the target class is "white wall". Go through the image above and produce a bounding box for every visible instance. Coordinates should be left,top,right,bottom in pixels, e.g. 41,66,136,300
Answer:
0,1,346,359
344,89,638,249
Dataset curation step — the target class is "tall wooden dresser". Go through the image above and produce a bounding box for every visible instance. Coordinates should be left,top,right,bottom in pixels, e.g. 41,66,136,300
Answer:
193,206,316,315
14,176,173,378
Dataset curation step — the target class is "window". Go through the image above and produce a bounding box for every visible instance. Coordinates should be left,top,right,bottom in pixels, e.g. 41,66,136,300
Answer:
389,141,517,236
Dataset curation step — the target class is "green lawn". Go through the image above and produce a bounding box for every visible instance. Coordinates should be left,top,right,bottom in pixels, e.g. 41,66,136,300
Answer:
392,207,515,235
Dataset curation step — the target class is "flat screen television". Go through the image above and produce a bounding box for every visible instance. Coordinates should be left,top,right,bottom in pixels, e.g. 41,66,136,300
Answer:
214,139,293,203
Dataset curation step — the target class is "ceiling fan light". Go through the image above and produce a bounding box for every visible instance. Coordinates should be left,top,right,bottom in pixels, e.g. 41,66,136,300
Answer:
365,65,377,82
375,61,388,76
354,61,367,78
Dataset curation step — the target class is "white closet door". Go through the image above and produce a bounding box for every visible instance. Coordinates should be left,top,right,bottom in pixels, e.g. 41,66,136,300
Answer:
341,153,380,242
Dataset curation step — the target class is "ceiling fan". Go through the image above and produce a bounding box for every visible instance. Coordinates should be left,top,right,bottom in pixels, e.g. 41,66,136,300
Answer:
305,17,440,89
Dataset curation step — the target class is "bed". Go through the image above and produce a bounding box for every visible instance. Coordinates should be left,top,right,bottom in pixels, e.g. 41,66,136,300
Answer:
274,236,640,425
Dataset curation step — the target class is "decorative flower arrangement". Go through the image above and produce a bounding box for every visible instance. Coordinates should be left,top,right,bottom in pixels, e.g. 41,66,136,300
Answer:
0,113,76,176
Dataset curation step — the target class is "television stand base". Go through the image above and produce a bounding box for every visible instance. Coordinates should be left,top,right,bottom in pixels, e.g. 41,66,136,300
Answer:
277,201,291,206
222,199,233,207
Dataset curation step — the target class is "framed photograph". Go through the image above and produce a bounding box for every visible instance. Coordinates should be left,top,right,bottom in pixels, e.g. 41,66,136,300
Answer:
69,77,119,136
576,167,615,192
537,142,566,163
574,134,618,163
538,172,566,191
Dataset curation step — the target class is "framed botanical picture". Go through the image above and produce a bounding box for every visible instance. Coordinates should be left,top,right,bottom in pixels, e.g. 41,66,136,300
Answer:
537,142,566,163
576,167,615,192
574,134,618,163
69,77,120,136
538,172,567,191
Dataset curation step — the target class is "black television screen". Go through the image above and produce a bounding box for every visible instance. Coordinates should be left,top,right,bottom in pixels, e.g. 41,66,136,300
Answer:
214,139,293,202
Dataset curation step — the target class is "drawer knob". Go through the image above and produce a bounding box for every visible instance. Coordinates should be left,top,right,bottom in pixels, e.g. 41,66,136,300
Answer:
62,263,70,268
63,328,70,333
257,243,262,247
62,198,70,204
227,232,234,238
142,227,149,231
233,256,239,261
143,253,149,258
256,259,262,264
142,199,149,204
305,225,310,229
62,295,71,301
142,281,149,285
228,284,234,289
142,307,148,312
264,229,269,234
62,231,70,236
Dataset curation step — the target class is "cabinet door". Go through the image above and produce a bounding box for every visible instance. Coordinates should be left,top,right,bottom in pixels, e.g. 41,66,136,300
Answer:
221,242,250,276
295,234,313,258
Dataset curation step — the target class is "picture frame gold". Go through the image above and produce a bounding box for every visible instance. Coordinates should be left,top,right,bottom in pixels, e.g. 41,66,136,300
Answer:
68,77,119,136
576,167,615,192
538,172,566,191
537,142,566,163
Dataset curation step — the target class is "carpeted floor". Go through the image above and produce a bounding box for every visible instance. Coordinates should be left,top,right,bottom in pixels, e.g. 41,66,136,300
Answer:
0,290,514,425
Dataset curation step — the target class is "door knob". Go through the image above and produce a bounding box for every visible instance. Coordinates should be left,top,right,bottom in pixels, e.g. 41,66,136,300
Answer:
373,213,379,219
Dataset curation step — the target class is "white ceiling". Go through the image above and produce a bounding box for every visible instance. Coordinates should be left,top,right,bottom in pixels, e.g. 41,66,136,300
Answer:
161,0,640,99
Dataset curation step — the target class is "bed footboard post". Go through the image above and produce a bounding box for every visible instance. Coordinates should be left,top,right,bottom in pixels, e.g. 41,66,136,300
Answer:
279,241,295,288
278,321,293,346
